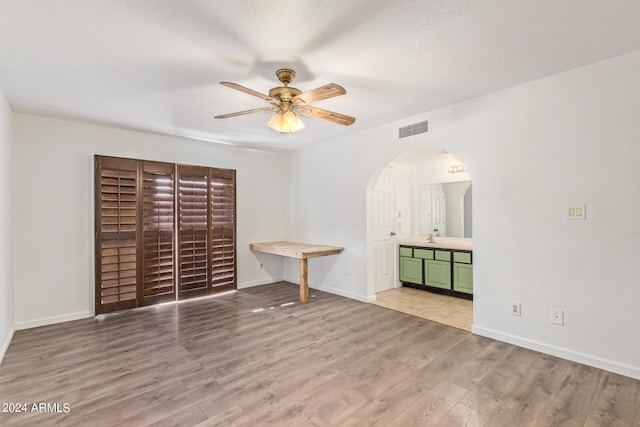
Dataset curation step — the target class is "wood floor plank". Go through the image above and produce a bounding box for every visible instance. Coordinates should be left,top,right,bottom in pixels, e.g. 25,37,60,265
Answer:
533,361,601,427
458,383,504,423
412,334,512,392
584,370,640,426
339,378,426,427
0,281,638,426
254,351,416,426
147,405,208,427
436,402,488,427
220,340,374,420
376,320,470,370
482,352,571,426
386,380,469,426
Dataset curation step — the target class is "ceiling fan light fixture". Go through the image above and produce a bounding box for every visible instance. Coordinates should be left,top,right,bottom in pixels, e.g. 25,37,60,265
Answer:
268,109,305,133
267,111,283,131
283,110,304,130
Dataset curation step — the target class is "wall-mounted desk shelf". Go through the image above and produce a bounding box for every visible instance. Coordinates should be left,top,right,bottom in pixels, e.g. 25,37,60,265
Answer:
249,241,344,303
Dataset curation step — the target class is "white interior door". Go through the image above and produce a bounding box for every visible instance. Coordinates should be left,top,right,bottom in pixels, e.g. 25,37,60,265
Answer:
431,183,447,236
373,166,395,293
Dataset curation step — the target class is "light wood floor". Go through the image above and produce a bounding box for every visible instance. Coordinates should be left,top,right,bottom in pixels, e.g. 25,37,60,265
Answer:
1,282,638,426
372,287,473,331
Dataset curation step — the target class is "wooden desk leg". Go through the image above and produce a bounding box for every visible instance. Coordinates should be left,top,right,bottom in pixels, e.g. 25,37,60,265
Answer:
299,258,309,304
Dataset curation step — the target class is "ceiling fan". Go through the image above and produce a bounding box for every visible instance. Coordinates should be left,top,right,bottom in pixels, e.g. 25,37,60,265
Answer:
214,68,356,134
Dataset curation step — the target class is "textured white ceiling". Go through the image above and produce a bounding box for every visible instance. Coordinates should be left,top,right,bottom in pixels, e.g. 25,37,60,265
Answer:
2,1,640,151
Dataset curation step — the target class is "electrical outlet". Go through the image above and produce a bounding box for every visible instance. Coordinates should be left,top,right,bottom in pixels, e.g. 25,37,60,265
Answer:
510,302,521,316
551,309,564,325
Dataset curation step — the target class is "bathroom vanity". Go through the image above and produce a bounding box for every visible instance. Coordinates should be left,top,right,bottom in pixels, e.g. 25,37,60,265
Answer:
399,238,473,300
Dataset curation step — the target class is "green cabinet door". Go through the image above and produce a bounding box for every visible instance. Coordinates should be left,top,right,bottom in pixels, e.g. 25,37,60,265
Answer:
453,263,473,294
399,257,423,284
425,259,451,290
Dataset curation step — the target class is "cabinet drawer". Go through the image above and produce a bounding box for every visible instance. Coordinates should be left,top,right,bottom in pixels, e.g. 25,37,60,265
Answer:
435,250,451,262
399,247,413,257
413,249,434,259
453,252,472,264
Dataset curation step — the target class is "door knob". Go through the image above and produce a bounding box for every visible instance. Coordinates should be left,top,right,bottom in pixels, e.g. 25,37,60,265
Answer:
390,232,396,236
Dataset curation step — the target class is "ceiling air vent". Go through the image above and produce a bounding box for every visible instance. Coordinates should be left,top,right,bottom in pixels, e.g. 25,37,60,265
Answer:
399,120,429,139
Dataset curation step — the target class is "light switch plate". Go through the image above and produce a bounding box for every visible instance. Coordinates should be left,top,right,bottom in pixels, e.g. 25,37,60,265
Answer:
565,204,586,220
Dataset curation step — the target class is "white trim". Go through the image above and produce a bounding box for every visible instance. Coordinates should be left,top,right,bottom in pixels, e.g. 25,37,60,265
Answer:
237,277,284,289
310,284,376,303
15,311,93,330
0,326,15,365
473,325,640,381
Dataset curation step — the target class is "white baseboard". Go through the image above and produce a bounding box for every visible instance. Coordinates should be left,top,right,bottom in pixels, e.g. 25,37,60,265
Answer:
237,277,284,289
310,284,375,303
15,310,93,331
12,281,283,329
473,325,640,381
0,326,15,366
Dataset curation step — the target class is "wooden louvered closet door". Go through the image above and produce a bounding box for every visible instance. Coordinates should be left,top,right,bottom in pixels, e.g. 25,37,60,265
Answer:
177,165,210,299
209,168,236,292
141,161,176,306
95,156,236,314
95,157,139,314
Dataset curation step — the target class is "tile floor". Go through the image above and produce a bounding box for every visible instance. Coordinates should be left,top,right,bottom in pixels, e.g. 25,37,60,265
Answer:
372,286,473,331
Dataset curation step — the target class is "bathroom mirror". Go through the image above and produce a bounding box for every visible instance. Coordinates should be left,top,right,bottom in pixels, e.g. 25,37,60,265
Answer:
419,181,472,238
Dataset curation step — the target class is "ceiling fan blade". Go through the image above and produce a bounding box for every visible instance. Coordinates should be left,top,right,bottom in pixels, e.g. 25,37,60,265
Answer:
220,82,280,104
214,106,277,119
297,105,355,126
292,83,346,104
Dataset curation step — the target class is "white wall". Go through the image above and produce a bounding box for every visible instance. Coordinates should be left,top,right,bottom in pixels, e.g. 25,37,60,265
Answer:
414,155,471,185
0,88,14,363
12,114,288,328
286,50,640,379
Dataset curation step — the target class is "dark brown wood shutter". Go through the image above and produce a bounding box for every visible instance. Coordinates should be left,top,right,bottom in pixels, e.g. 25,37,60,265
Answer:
210,168,236,291
95,156,236,314
177,165,210,299
95,156,139,314
140,161,176,306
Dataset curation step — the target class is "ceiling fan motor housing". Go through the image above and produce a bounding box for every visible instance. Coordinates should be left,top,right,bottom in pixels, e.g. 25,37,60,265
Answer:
269,86,301,103
269,68,301,105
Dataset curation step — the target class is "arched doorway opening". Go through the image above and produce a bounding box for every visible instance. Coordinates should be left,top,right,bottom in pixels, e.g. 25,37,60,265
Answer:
366,145,473,331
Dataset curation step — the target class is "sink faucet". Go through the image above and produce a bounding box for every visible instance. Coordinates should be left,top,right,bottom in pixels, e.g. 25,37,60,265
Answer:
426,233,436,243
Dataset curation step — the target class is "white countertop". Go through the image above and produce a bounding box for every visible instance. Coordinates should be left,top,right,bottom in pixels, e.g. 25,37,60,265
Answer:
400,237,473,251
